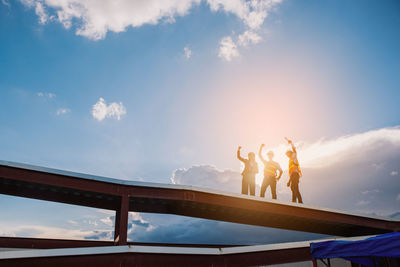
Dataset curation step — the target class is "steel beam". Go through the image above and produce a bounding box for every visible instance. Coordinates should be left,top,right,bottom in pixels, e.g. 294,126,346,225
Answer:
0,160,399,238
0,236,241,249
114,195,129,245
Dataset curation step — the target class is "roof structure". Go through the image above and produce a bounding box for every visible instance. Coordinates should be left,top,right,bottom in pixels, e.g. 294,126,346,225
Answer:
1,160,399,238
0,160,399,266
0,235,375,267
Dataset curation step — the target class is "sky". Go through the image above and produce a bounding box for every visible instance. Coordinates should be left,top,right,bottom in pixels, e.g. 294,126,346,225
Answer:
0,0,399,245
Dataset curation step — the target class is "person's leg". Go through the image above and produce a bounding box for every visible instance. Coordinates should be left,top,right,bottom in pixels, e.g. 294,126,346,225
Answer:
249,177,255,196
292,173,302,203
260,177,267,197
296,180,303,203
271,179,277,199
292,182,300,202
290,173,296,202
290,183,296,202
242,176,248,195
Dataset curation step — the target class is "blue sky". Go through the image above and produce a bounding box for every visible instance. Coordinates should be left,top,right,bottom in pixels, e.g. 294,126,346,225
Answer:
0,0,399,244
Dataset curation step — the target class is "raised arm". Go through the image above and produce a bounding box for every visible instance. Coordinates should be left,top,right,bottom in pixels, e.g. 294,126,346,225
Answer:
290,142,297,154
286,138,297,154
258,144,267,163
237,146,246,162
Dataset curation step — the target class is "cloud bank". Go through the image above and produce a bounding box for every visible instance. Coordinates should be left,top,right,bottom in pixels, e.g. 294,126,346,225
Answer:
162,126,400,244
129,214,326,245
3,126,399,245
172,126,400,213
19,0,283,60
0,224,99,240
20,0,202,40
92,97,126,121
20,0,281,40
247,126,400,173
172,165,242,192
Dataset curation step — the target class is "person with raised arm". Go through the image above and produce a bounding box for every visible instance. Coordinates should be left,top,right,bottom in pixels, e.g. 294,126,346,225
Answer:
285,138,303,203
258,144,282,199
237,146,258,196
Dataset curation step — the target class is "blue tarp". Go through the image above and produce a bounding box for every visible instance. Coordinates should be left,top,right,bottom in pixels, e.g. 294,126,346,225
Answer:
310,232,400,267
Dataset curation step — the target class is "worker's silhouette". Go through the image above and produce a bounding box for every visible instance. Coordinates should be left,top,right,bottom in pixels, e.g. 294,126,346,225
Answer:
258,144,282,199
285,139,303,203
237,146,258,196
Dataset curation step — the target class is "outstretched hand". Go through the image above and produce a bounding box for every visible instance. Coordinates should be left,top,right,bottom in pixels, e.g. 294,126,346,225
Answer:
260,144,265,147
287,181,291,187
238,146,242,151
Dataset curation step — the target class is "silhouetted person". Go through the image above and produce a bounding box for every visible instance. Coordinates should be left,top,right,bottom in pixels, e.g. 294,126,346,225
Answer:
259,144,282,199
285,138,303,203
237,146,258,196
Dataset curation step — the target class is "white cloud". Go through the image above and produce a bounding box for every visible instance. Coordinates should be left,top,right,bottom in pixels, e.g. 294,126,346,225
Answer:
37,92,56,98
218,30,262,61
212,0,280,61
56,108,70,115
172,165,242,192
198,127,400,180
238,30,262,46
207,0,282,30
20,0,283,61
92,97,126,121
20,0,50,24
171,126,400,204
35,1,49,24
184,46,192,59
128,212,156,232
390,171,398,176
218,31,262,61
100,217,113,227
218,36,239,61
19,0,282,41
262,127,400,171
0,224,102,240
93,212,155,237
20,0,202,40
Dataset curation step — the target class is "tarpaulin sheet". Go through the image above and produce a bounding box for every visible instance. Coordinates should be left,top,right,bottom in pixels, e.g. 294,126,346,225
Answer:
310,232,400,266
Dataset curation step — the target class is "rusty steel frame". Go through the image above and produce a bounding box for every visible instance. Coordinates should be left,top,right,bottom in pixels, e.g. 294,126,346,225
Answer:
0,160,399,258
0,240,314,267
0,236,241,249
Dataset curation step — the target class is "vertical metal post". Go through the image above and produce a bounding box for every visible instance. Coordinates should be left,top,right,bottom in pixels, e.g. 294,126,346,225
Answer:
114,194,129,245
